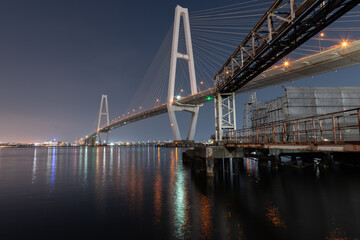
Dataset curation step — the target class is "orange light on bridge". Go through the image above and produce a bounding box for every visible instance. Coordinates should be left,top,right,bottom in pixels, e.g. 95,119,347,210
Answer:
200,81,204,85
342,41,348,47
320,32,324,37
284,61,289,67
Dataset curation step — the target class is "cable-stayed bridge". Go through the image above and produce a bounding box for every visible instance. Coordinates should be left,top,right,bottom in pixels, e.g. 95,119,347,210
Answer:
81,0,360,146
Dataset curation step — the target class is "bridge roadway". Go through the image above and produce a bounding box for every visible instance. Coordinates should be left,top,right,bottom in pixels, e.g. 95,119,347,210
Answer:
84,40,360,142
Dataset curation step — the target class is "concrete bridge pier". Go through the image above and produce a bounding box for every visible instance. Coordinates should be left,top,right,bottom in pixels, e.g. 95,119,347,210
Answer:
206,158,214,176
183,146,244,176
206,147,244,176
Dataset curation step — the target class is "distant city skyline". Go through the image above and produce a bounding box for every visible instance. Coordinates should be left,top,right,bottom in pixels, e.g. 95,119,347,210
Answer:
1,0,360,143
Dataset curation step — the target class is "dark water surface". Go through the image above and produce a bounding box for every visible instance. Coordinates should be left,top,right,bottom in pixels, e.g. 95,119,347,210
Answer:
0,147,359,239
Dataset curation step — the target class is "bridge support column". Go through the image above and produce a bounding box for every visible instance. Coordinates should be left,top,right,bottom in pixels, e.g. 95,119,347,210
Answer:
97,94,110,145
214,92,236,141
168,104,199,141
167,5,199,141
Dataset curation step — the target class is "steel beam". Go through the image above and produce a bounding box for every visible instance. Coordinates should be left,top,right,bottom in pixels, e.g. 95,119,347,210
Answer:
214,92,236,141
214,0,360,94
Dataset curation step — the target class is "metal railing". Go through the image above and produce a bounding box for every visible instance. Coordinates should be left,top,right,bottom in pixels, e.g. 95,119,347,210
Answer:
225,108,360,145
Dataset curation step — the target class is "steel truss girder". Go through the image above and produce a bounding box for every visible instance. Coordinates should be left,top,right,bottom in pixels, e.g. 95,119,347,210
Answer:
214,0,360,94
214,92,236,141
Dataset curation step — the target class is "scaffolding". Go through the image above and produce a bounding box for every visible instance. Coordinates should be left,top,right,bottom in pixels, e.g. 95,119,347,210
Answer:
243,92,258,128
248,87,360,129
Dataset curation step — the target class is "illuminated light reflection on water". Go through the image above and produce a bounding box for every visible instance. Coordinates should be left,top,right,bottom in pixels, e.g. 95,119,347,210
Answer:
0,147,359,239
32,148,37,183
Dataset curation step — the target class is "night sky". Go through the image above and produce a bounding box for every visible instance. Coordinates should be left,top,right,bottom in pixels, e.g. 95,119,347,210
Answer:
1,0,360,143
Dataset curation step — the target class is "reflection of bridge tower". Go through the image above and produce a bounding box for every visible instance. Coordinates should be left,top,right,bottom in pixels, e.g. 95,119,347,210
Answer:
167,5,199,141
97,94,110,144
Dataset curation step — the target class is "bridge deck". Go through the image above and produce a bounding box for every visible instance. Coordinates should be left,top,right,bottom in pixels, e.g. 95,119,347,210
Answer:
84,40,360,142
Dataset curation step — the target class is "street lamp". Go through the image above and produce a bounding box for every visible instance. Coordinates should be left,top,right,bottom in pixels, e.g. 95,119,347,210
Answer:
319,32,324,51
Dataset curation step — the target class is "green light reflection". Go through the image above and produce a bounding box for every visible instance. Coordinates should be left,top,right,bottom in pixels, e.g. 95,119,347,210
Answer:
174,168,188,238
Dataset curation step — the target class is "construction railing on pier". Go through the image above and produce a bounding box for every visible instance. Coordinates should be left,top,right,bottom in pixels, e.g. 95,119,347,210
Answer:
225,108,360,145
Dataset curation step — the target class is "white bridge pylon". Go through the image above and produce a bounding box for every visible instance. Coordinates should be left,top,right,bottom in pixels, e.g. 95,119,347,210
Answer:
97,94,110,144
167,5,199,141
